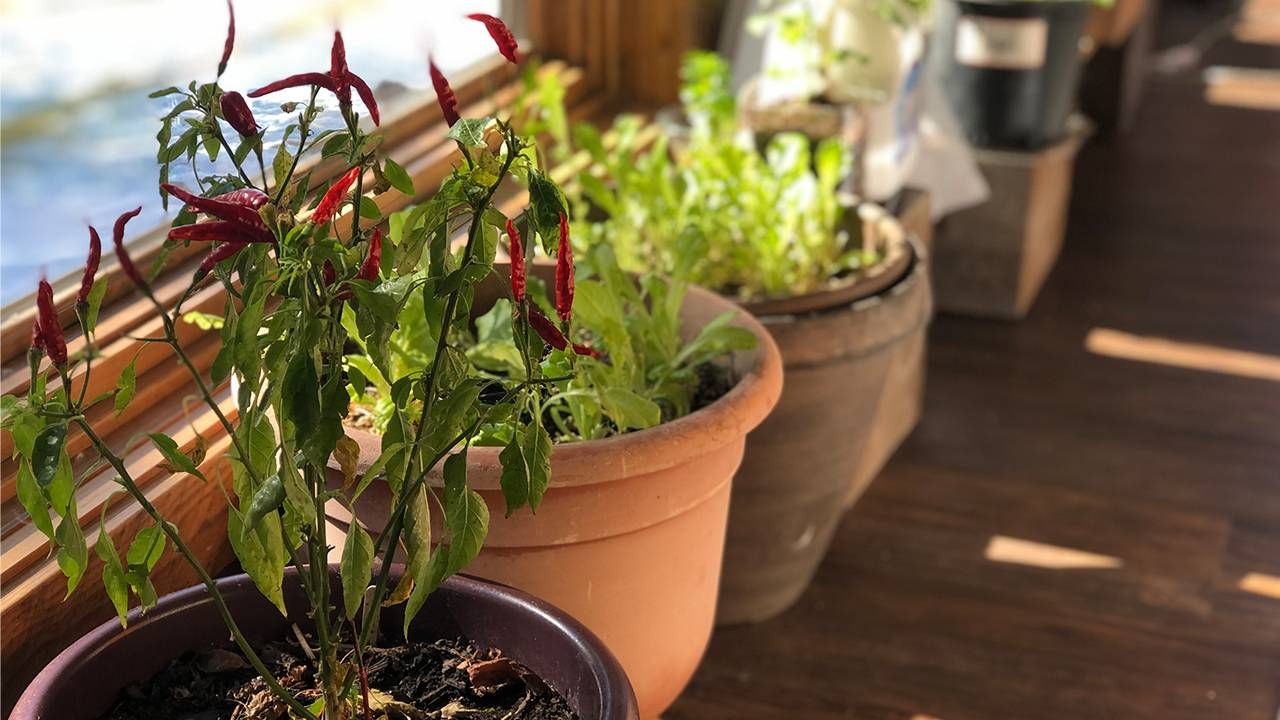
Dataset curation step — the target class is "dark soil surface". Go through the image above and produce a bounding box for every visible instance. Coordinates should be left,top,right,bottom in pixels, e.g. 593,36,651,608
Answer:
103,635,578,720
691,362,737,413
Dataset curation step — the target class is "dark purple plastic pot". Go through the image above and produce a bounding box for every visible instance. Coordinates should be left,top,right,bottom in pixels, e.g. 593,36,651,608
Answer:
13,567,638,720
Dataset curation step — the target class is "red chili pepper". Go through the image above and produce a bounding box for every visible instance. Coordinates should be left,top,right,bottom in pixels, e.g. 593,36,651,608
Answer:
467,14,519,64
217,0,235,77
168,220,274,244
555,213,574,325
37,278,67,366
248,30,380,126
429,58,460,127
506,219,525,303
572,342,602,359
356,228,382,282
210,187,269,209
30,317,45,355
113,207,146,287
528,306,567,351
77,225,102,307
195,241,249,280
162,183,270,236
219,91,259,138
312,166,362,226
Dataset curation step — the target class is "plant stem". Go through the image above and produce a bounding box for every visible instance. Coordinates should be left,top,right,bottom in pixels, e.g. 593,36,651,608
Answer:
73,418,317,720
355,148,516,651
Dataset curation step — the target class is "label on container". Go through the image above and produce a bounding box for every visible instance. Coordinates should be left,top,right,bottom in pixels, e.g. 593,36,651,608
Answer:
954,16,1048,70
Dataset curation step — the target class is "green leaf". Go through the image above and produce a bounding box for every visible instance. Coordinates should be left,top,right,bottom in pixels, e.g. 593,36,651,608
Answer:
498,422,552,515
447,117,492,148
83,276,109,334
148,433,208,481
419,381,483,463
95,526,130,627
55,506,88,599
272,143,294,189
340,521,374,620
125,525,166,575
228,505,287,614
282,353,321,445
600,387,662,431
148,86,184,98
526,169,566,254
30,423,68,491
387,484,431,606
497,432,528,517
442,451,488,576
114,360,137,416
358,195,381,220
383,158,415,196
16,460,54,539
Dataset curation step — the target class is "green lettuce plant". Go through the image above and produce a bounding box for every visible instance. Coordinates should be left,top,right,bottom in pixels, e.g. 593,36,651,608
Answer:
566,52,875,302
1,10,579,719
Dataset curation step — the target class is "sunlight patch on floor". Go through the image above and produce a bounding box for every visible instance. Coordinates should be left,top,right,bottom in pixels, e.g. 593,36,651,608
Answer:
1085,328,1280,382
1239,572,1280,600
1203,66,1280,111
984,536,1124,570
1235,0,1280,45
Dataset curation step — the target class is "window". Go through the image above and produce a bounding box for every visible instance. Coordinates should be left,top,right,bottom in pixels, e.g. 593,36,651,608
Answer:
0,0,498,304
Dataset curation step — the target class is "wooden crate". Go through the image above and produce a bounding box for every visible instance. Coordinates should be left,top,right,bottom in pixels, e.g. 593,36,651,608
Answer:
932,124,1087,320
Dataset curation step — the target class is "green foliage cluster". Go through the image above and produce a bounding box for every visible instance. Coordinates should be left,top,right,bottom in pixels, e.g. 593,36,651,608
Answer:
557,53,876,301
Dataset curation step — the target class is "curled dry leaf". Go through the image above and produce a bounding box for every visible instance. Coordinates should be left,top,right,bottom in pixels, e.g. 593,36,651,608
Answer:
333,434,361,489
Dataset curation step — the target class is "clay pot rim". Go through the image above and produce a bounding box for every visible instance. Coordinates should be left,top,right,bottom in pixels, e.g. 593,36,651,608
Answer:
13,568,638,720
738,218,921,318
345,280,783,489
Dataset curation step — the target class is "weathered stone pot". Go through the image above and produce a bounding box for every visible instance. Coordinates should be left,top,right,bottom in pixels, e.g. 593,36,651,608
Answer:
335,266,784,720
716,214,933,625
13,568,638,720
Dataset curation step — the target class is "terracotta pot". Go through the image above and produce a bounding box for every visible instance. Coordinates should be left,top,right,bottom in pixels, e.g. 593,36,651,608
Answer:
716,221,933,625
12,567,638,720
337,267,784,719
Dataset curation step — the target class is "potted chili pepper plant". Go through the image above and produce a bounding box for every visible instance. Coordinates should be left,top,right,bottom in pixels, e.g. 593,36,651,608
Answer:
547,52,932,625
6,9,636,720
334,125,784,720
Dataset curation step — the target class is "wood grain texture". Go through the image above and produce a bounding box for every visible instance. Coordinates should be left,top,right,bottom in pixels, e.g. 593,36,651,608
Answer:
668,7,1280,718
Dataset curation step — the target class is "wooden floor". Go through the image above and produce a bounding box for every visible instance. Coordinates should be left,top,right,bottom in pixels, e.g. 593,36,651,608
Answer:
668,7,1280,720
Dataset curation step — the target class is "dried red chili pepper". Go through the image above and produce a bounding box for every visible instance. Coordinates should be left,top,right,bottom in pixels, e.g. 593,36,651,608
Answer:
77,225,102,307
30,317,45,355
528,306,568,351
113,207,146,287
356,229,382,282
467,14,519,64
168,220,274,244
312,166,362,226
219,91,259,138
195,241,249,280
429,58,460,127
217,0,235,77
555,213,574,325
211,187,269,209
163,183,270,236
322,260,338,288
248,30,380,125
506,219,525,303
37,278,67,366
